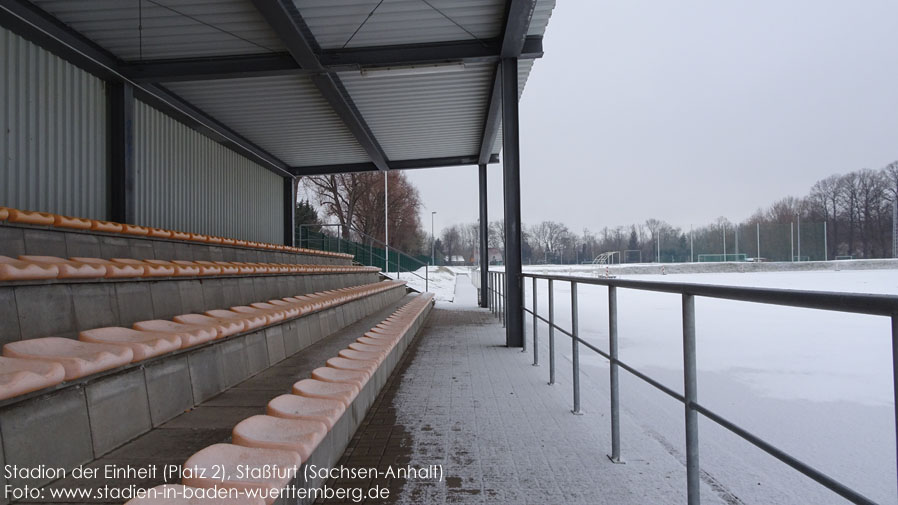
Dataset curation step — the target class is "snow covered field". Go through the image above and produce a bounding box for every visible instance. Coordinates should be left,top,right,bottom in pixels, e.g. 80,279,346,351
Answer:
383,266,472,302
512,268,897,504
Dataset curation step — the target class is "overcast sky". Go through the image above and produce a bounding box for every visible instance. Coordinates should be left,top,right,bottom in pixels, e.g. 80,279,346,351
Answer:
406,0,898,237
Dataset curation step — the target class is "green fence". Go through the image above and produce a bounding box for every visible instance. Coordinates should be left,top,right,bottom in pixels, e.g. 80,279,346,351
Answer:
296,228,429,272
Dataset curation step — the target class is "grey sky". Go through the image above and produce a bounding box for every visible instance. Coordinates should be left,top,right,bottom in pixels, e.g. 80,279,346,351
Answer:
407,0,898,237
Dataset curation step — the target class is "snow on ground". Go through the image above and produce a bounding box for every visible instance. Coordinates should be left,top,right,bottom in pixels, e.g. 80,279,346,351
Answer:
509,268,897,504
383,266,473,302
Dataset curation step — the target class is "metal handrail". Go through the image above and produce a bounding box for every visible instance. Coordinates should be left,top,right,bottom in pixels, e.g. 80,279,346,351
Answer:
484,269,898,505
297,223,428,291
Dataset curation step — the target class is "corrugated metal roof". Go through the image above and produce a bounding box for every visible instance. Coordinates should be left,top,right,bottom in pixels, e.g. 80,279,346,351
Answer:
528,0,556,37
166,76,370,166
339,62,494,161
294,0,506,50
31,0,284,60
25,0,556,171
492,58,535,154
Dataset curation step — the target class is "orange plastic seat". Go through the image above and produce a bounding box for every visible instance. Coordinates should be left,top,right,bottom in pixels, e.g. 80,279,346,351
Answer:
147,228,172,238
3,337,133,380
20,255,106,279
53,215,92,230
230,262,255,275
266,394,344,429
0,356,66,400
325,357,376,379
175,260,219,276
71,257,143,278
357,335,396,348
124,484,265,505
291,379,357,407
348,342,390,355
231,306,284,324
173,314,245,338
251,301,298,319
232,415,327,462
90,220,123,233
112,258,174,277
187,233,209,243
310,367,367,390
8,209,55,226
221,237,236,246
79,327,181,361
267,299,307,317
170,231,190,240
338,348,383,364
0,256,58,281
206,236,223,244
204,309,267,331
181,444,300,505
132,320,217,347
212,261,239,275
121,224,150,236
0,207,8,221
147,260,198,276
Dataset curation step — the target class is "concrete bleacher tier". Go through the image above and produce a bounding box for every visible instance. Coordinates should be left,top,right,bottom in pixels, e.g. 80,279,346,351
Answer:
0,207,352,265
0,205,436,504
0,269,428,489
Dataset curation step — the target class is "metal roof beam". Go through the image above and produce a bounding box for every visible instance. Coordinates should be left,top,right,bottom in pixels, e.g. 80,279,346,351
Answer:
124,37,543,83
291,154,499,176
252,0,390,172
478,0,539,165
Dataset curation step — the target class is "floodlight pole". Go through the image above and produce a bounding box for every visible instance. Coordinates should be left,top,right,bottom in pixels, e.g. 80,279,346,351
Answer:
431,211,436,266
797,214,801,261
690,225,694,262
790,222,794,262
722,224,726,262
384,173,389,273
757,222,761,261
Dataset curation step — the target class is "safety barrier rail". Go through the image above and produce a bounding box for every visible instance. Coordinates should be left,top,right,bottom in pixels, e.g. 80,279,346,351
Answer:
486,270,898,505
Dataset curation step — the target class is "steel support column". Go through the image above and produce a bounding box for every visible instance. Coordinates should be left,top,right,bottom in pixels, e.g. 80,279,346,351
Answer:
479,164,490,308
501,57,524,347
107,81,135,224
283,177,296,247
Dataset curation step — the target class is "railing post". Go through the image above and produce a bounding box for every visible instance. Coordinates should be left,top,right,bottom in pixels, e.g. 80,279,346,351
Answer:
608,285,622,463
892,315,898,502
501,273,506,328
532,276,539,365
426,264,429,292
498,273,503,325
493,272,499,318
682,293,700,505
489,273,494,313
548,278,555,385
571,281,582,414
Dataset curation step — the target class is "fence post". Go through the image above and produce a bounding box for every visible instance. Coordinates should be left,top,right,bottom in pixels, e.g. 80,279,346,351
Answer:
608,285,622,463
682,293,700,505
548,278,555,385
571,281,582,415
532,276,538,364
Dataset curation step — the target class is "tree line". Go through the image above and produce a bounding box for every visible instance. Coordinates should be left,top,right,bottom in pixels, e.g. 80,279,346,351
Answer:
297,172,428,256
435,160,898,265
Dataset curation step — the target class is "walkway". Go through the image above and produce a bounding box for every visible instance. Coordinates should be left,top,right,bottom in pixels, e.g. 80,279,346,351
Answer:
317,274,724,504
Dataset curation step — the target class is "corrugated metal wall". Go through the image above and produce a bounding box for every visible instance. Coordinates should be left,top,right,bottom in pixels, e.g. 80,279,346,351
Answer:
0,26,107,219
134,100,284,243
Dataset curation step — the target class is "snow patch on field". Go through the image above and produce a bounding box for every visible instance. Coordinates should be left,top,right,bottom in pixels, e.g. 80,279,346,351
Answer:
384,266,473,302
